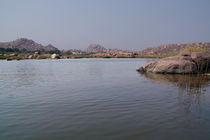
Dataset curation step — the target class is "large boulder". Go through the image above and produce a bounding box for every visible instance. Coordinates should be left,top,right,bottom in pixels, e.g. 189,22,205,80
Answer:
190,52,210,72
51,53,60,59
137,52,210,74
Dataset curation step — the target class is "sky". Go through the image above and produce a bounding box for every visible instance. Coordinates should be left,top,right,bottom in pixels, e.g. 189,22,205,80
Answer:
0,0,210,50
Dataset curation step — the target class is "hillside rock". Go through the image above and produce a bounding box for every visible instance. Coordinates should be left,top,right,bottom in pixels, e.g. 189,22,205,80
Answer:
45,44,57,51
86,44,106,53
140,42,210,56
137,52,210,74
0,38,58,51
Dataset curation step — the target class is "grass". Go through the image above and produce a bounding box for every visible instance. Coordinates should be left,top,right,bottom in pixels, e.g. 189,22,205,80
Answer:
0,56,7,59
163,50,180,57
162,45,210,58
136,45,210,58
38,55,51,59
135,54,161,58
181,46,210,53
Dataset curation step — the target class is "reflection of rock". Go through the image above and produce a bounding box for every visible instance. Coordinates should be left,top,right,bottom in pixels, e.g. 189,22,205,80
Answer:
137,52,210,74
140,73,210,94
140,73,210,119
86,44,106,53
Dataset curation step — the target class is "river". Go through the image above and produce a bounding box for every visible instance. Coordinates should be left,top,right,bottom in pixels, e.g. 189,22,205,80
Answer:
0,59,210,140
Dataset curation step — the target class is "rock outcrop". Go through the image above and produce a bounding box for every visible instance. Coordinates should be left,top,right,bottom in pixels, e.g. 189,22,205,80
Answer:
137,52,210,74
86,44,106,53
139,42,210,56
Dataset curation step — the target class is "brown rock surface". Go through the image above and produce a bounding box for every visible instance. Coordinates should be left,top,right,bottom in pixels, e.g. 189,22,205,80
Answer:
137,52,210,74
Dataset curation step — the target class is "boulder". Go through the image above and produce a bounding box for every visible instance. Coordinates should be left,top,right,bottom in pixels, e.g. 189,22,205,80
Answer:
33,51,40,59
51,53,60,59
9,53,17,56
190,52,210,72
28,55,33,59
137,52,210,74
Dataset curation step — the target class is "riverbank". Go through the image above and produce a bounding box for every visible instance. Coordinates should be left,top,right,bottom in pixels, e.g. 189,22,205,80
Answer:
0,53,157,60
1,43,210,60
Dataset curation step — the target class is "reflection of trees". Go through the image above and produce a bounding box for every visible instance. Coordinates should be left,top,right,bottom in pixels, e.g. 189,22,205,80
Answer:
140,73,210,122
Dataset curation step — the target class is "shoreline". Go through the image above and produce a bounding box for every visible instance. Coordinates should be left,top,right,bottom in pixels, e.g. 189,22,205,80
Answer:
0,57,158,61
0,54,159,61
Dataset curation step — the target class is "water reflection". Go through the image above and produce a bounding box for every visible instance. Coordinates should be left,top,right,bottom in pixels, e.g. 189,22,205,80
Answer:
15,61,37,87
140,73,210,94
140,73,210,120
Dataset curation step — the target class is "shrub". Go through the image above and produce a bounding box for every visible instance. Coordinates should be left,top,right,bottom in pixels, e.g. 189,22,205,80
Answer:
103,55,111,58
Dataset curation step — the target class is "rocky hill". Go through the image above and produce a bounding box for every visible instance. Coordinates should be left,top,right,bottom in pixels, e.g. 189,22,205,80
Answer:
86,44,107,53
140,42,210,55
0,38,58,51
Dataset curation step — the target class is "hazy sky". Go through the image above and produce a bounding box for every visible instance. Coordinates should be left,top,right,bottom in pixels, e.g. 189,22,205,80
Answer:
0,0,210,50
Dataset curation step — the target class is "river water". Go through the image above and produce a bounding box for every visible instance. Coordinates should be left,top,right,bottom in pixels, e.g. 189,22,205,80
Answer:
0,58,210,140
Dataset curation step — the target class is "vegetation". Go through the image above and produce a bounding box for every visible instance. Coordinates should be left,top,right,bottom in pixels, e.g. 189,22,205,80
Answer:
38,55,51,59
0,55,7,59
163,45,210,58
103,55,111,58
136,45,210,58
181,45,210,53
0,48,60,55
135,54,161,58
163,51,180,57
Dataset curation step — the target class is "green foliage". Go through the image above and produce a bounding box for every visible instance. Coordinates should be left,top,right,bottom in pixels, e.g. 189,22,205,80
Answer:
103,55,111,58
163,50,180,57
0,48,18,54
38,55,50,59
65,50,72,55
162,45,210,58
135,54,161,58
48,49,61,54
0,56,7,59
181,45,209,53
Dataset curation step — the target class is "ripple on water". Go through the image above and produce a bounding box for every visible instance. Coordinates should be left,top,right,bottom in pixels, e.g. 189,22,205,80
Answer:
0,59,210,140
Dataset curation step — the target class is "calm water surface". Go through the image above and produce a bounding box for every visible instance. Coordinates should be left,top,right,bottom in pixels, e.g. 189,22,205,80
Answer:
0,59,210,140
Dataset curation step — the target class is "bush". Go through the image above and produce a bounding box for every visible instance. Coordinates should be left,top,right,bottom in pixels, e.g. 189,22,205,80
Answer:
162,45,210,58
0,56,7,59
38,55,50,59
181,46,209,53
103,55,111,58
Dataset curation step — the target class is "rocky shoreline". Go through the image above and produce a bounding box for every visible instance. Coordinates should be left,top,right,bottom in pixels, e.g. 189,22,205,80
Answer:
137,52,210,74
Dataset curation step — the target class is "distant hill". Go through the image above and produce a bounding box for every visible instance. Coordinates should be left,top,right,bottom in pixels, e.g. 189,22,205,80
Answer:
140,42,210,55
0,38,58,51
86,44,107,53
